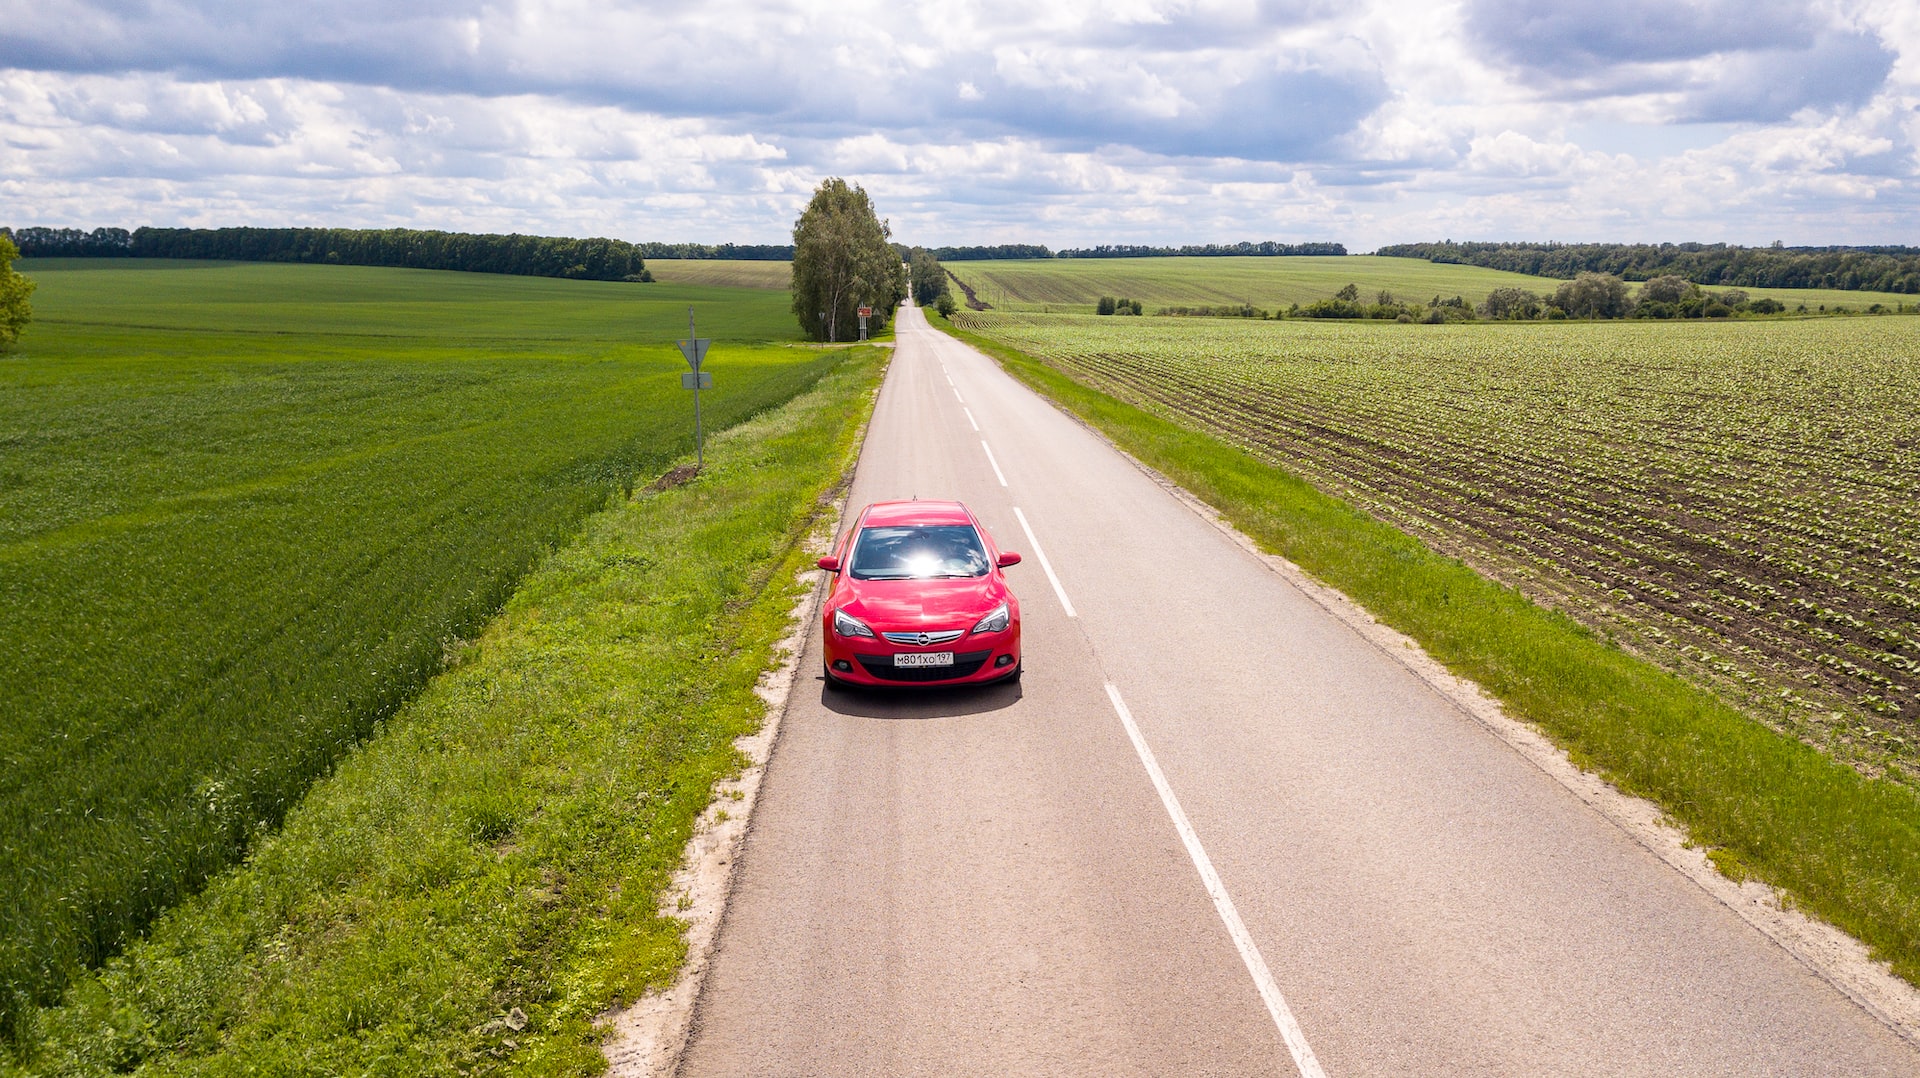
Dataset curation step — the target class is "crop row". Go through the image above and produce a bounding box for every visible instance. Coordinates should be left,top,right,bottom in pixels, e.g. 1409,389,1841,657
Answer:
959,312,1920,766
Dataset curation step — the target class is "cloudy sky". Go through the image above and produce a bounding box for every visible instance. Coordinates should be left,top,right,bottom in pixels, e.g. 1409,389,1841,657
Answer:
2,0,1916,250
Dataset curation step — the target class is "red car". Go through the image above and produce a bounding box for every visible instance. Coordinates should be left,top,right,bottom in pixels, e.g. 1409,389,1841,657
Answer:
817,500,1023,687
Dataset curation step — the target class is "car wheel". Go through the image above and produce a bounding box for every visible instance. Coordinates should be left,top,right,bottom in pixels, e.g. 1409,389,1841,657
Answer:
1004,661,1023,684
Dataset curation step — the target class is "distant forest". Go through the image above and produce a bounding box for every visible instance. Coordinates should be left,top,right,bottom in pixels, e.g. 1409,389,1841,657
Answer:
932,241,1346,261
1378,241,1920,294
1064,241,1345,258
2,226,655,282
931,244,1057,261
5,226,1353,274
638,241,793,260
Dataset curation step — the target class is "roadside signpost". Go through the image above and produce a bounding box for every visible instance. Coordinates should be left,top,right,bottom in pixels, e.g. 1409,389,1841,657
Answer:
677,307,712,467
858,305,872,341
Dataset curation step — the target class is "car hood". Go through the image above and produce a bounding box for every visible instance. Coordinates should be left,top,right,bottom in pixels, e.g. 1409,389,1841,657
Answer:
842,576,1005,628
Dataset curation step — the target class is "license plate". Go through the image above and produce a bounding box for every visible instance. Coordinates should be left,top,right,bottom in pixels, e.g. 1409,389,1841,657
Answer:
894,651,955,668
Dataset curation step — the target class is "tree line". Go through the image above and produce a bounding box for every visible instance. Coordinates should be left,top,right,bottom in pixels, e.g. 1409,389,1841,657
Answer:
2,226,814,269
1061,241,1345,258
1377,240,1920,294
637,241,793,260
1475,274,1802,320
1,226,654,282
929,241,1346,261
1282,273,1885,323
1,227,138,257
1142,274,1854,325
931,244,1056,261
1289,285,1476,323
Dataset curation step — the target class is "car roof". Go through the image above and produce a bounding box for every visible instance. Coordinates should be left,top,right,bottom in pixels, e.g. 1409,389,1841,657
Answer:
859,499,973,527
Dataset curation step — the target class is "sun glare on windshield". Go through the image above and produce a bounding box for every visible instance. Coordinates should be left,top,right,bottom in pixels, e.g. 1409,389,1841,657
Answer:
850,525,990,580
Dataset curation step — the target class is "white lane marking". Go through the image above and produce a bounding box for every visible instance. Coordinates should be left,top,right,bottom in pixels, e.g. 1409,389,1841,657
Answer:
1103,684,1328,1078
1011,507,1076,619
981,440,1009,487
945,372,955,386
954,386,965,404
963,407,980,432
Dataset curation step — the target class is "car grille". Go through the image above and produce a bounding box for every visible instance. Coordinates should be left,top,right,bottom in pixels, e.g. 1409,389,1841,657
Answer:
880,628,967,646
857,649,993,682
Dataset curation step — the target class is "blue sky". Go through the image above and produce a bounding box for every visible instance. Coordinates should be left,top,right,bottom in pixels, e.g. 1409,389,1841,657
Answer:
2,0,1916,250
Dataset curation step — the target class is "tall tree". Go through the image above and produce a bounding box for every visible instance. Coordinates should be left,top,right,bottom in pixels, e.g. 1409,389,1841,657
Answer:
1638,274,1697,304
791,178,905,341
1553,272,1631,319
0,235,34,350
1479,286,1543,320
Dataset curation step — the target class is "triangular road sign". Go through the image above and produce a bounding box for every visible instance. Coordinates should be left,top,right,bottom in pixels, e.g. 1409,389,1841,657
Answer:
677,338,712,370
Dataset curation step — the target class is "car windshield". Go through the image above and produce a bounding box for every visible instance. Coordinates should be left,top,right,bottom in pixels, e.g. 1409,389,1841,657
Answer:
849,524,990,580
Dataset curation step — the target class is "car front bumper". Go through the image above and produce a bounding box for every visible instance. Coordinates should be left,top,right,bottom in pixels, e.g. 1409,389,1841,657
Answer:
822,625,1021,687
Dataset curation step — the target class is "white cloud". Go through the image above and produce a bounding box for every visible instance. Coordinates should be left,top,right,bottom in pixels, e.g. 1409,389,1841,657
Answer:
0,0,1914,247
1464,131,1597,179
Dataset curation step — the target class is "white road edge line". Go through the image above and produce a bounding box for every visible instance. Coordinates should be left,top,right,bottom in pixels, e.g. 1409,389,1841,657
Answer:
1011,507,1077,619
981,440,1009,487
963,407,979,432
1103,683,1328,1078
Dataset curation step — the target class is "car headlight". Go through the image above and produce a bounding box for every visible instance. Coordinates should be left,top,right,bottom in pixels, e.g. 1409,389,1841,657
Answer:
833,608,875,638
971,602,1010,635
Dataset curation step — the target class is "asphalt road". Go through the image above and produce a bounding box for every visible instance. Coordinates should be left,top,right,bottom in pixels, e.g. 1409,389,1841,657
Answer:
676,304,1919,1076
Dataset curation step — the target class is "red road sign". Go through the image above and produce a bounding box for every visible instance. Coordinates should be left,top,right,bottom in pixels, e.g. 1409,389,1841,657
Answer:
858,306,873,317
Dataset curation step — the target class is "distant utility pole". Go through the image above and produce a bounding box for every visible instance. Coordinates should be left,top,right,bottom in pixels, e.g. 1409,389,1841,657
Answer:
677,306,712,468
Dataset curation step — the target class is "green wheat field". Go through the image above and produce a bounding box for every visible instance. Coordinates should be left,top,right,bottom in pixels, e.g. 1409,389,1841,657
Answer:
0,259,818,1036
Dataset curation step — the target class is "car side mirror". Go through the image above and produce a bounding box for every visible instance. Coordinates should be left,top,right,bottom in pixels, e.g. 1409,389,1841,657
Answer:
817,556,840,572
997,551,1022,567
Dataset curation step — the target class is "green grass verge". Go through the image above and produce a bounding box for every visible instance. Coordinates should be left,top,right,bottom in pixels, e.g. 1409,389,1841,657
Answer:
3,344,887,1077
931,313,1920,986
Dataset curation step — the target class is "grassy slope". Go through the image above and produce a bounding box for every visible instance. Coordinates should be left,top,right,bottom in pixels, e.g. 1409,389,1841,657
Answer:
6,344,887,1077
943,255,1918,313
0,260,815,1042
945,256,1574,310
932,313,1920,988
644,259,791,291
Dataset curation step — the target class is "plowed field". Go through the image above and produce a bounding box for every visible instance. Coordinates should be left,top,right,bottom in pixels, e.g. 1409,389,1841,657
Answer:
956,311,1920,775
